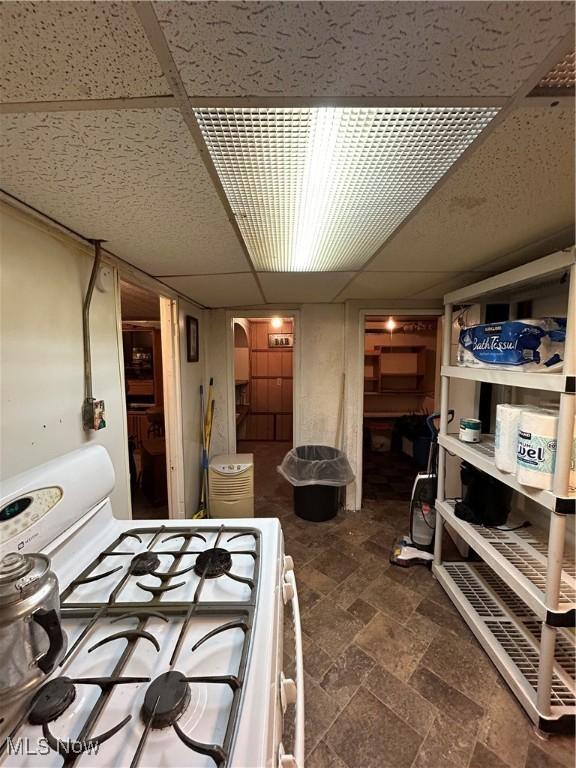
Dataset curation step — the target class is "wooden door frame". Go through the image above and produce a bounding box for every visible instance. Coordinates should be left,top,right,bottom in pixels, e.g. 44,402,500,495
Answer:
116,275,185,519
352,308,443,511
225,309,301,453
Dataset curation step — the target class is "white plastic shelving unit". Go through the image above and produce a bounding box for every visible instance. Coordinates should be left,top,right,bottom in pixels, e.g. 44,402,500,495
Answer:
434,248,576,734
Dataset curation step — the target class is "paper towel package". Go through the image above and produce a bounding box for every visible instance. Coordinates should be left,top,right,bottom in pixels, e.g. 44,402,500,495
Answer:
458,318,566,371
570,415,576,496
516,409,559,490
495,404,524,473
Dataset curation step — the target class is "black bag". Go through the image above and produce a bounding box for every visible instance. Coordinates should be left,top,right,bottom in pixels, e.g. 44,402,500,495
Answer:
454,462,512,527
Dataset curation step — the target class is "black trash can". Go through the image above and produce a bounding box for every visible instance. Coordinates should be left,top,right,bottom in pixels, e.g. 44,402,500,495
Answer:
277,445,354,523
293,484,340,522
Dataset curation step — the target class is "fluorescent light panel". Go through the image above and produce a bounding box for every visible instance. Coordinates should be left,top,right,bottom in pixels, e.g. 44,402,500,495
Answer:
195,107,499,272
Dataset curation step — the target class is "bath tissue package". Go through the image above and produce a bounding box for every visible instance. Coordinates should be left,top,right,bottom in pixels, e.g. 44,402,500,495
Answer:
516,409,559,490
494,404,524,473
458,318,566,371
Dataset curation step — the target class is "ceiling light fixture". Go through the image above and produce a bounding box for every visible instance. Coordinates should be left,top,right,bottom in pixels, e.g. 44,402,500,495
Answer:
270,316,283,329
386,317,396,332
195,106,500,273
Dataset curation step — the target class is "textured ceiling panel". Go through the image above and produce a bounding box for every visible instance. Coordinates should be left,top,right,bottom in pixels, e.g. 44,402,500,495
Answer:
156,1,574,98
258,272,355,303
0,109,248,275
410,272,492,300
339,271,464,300
366,106,575,274
533,50,576,91
0,2,170,102
160,274,263,308
195,106,498,272
120,281,160,321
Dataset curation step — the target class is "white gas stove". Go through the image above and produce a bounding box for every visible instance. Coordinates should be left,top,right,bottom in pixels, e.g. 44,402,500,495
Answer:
0,446,304,768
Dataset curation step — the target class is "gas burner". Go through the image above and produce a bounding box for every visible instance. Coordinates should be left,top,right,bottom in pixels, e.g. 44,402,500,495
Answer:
142,671,190,729
28,677,76,725
194,548,232,579
130,552,160,576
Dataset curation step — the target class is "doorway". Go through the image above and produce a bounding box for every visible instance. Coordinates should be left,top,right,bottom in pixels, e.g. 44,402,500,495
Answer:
232,316,294,503
361,314,441,505
120,280,170,518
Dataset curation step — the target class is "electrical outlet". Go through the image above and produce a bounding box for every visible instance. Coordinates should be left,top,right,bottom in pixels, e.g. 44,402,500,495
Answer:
82,399,106,431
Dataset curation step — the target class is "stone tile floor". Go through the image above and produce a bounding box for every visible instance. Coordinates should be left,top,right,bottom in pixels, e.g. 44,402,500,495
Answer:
244,442,575,768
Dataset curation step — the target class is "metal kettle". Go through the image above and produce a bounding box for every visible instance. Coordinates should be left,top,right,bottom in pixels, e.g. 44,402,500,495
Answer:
0,552,67,701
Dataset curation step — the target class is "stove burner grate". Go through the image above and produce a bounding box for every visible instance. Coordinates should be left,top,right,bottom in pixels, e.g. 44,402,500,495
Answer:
142,671,191,729
130,552,160,576
28,677,76,725
194,548,232,579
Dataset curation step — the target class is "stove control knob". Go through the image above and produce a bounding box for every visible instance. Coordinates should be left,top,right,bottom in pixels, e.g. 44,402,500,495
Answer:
280,672,297,713
282,580,295,604
283,555,294,573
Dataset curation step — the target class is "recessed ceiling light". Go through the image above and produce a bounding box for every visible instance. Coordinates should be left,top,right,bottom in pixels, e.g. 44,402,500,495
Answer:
195,107,499,272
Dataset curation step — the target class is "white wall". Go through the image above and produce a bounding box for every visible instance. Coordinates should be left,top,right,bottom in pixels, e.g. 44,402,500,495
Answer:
0,203,131,516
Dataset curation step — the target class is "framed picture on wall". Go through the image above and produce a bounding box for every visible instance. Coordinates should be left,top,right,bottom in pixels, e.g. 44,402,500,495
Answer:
186,316,199,362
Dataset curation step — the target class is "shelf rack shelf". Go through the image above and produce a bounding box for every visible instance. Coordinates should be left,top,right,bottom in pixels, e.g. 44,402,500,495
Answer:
435,247,576,734
433,562,576,731
438,434,575,514
436,500,576,623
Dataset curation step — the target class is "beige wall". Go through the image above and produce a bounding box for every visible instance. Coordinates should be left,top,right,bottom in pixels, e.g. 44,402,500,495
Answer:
0,203,131,515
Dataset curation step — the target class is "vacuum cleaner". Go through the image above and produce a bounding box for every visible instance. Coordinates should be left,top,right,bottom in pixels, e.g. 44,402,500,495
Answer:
390,410,454,568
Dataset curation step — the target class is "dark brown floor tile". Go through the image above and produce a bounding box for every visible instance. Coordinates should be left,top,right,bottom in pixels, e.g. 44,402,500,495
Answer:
307,740,348,768
470,743,510,768
331,572,373,609
527,734,576,768
301,672,341,756
362,571,423,623
412,712,476,768
325,688,422,768
298,563,339,595
303,597,364,658
415,597,469,635
525,743,567,768
404,609,442,642
320,644,375,709
355,611,430,681
297,582,323,615
347,597,377,625
409,665,484,733
420,628,500,706
364,663,436,738
301,635,334,682
308,547,359,584
478,683,531,768
386,562,435,594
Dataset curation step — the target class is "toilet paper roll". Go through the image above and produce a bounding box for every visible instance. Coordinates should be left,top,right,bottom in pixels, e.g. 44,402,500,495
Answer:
516,409,559,490
495,404,524,473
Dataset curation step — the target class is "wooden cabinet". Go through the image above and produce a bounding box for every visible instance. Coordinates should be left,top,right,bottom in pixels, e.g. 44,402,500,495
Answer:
244,320,293,441
122,327,163,407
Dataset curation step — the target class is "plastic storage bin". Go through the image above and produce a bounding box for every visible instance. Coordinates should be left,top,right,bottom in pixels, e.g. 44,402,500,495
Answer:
278,445,354,522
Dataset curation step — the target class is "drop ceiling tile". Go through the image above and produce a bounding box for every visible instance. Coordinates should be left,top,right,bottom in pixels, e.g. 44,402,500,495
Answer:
339,271,461,300
410,272,492,300
161,274,263,308
0,2,170,102
0,109,248,275
156,1,574,98
367,105,575,273
258,272,355,303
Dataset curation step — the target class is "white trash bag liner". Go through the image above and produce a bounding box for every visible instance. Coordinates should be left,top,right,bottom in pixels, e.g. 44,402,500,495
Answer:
278,445,355,487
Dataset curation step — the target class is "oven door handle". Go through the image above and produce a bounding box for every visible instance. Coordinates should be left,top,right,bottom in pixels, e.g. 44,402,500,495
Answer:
282,560,305,768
